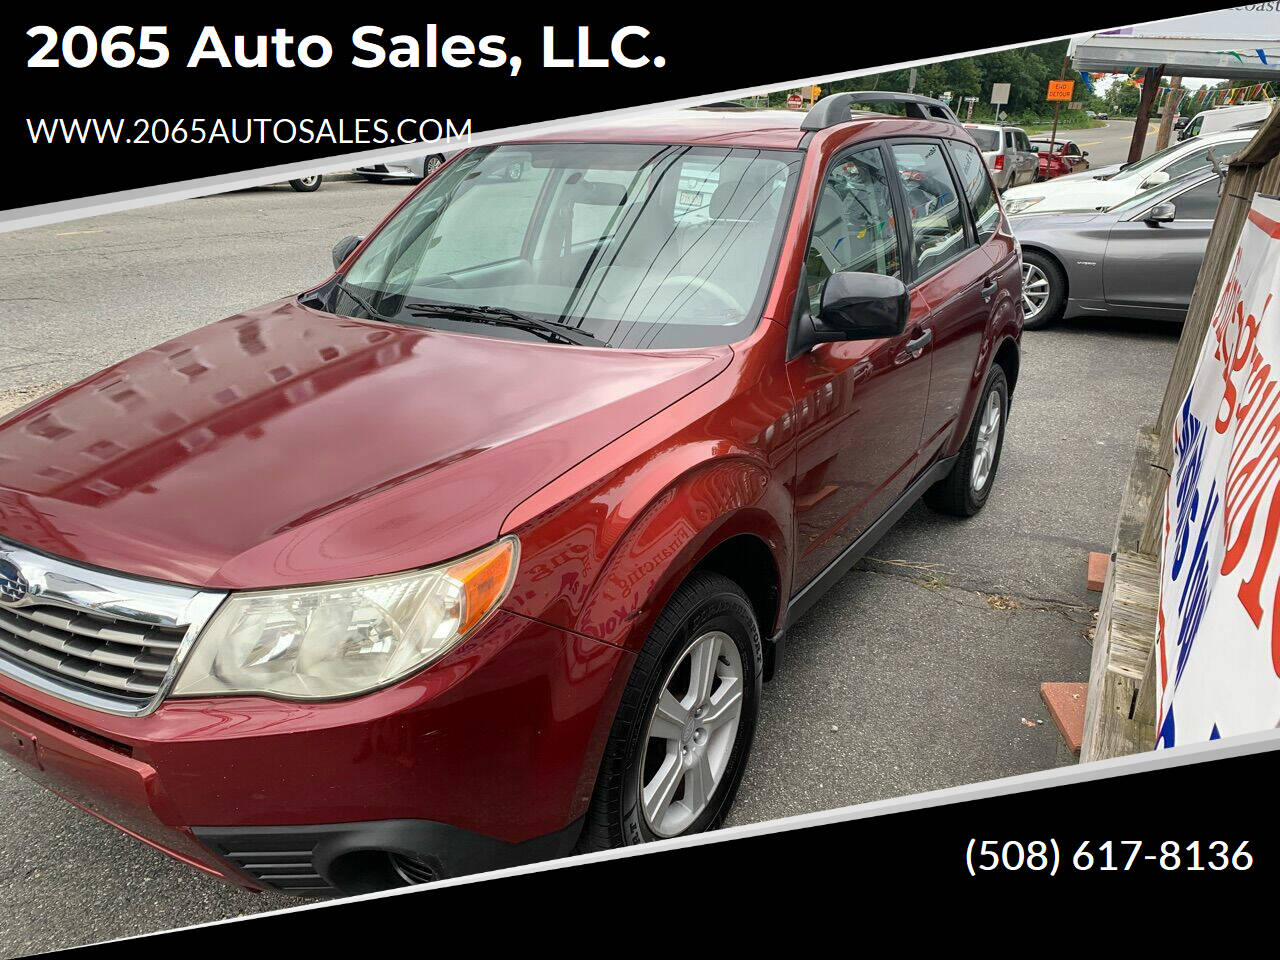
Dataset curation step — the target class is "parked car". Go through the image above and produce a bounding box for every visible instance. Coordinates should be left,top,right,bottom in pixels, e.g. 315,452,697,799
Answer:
1011,167,1222,328
1004,128,1253,214
1174,116,1190,131
1178,100,1274,141
1029,138,1091,180
354,150,529,183
1096,111,1109,120
963,122,1038,190
0,92,1021,895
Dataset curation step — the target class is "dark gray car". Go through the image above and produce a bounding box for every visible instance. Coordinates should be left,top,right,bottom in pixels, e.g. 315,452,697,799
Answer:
1009,168,1223,328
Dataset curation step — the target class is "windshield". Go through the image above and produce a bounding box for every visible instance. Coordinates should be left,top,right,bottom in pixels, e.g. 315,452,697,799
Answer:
966,128,999,151
338,143,801,349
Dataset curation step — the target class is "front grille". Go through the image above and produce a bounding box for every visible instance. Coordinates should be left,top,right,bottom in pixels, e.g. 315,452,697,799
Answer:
0,538,225,715
0,604,184,702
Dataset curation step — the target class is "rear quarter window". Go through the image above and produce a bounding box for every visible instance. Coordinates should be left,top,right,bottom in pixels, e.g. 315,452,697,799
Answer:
967,128,1000,151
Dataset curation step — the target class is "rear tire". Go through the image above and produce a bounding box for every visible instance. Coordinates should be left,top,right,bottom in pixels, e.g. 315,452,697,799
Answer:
1020,250,1065,329
289,175,323,193
925,365,1009,517
578,571,762,851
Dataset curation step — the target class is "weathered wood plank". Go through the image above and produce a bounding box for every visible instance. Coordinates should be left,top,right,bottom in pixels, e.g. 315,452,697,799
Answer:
1081,551,1159,762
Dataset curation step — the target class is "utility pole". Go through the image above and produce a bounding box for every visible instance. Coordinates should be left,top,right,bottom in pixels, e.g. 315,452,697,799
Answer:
1156,75,1183,152
907,67,917,94
1128,65,1165,165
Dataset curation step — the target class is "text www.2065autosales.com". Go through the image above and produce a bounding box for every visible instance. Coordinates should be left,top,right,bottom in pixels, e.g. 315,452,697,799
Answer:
26,116,471,146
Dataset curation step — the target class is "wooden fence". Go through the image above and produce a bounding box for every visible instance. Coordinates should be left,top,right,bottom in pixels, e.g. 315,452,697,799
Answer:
1081,107,1280,760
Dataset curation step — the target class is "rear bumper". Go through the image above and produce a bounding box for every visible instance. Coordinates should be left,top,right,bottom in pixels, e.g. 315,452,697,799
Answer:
0,610,632,893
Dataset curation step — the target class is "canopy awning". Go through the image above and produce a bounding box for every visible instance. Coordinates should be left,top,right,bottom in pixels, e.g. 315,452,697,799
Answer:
1069,35,1280,80
1070,9,1280,79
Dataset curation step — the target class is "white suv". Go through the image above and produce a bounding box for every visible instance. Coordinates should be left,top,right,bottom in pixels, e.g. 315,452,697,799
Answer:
1004,129,1255,214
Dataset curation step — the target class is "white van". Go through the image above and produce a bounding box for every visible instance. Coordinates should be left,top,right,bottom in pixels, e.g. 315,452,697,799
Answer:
1179,100,1274,140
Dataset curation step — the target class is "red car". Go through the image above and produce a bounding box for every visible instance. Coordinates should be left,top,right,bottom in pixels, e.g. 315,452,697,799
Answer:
1029,138,1091,180
0,92,1022,894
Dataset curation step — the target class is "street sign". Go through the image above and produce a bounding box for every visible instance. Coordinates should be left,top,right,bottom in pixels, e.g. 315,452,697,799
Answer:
787,93,803,110
1047,80,1075,102
991,82,1011,106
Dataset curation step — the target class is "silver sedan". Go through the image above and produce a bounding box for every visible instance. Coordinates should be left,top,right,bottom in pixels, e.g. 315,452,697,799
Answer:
1009,168,1223,329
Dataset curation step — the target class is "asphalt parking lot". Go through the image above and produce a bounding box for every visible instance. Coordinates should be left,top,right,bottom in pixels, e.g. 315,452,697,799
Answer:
0,157,1178,955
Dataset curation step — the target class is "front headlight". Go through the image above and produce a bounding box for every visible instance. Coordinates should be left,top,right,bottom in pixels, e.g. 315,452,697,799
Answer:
173,537,518,700
1004,196,1043,214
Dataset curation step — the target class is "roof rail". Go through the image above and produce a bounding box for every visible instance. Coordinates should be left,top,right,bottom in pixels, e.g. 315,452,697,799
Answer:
800,91,961,131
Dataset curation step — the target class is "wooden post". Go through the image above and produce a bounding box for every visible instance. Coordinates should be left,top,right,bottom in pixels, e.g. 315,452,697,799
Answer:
1155,76,1183,152
1128,66,1164,166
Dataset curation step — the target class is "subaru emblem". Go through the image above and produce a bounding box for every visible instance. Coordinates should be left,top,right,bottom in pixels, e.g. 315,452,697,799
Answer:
0,558,28,605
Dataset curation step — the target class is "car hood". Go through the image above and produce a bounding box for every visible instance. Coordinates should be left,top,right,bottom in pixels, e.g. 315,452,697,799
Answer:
1004,176,1132,213
0,299,731,589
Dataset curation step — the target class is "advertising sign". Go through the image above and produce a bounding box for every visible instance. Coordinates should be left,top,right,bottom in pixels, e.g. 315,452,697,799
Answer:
1157,194,1280,748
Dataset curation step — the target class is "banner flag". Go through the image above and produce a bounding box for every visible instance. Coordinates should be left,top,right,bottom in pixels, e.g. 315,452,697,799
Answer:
1158,195,1280,748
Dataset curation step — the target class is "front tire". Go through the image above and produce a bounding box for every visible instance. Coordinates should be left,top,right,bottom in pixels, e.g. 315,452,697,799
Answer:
420,155,444,180
925,365,1009,517
1020,251,1065,329
289,174,323,193
578,572,762,850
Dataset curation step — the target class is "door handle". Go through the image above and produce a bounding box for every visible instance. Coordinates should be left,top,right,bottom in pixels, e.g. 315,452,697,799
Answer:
905,327,933,356
980,277,999,302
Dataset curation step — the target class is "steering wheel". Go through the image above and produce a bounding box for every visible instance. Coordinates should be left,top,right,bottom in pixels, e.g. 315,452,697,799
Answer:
654,275,743,318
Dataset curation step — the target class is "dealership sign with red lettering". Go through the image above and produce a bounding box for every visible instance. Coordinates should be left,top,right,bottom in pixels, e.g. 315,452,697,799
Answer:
1157,194,1280,748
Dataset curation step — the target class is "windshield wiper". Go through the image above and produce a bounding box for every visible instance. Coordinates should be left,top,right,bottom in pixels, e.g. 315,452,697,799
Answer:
406,301,607,347
334,279,392,322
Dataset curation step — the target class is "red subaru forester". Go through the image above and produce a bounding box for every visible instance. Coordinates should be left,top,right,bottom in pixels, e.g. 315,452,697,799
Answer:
0,92,1021,894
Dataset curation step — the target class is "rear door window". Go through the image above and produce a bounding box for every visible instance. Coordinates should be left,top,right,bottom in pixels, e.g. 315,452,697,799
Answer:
948,141,1001,242
891,141,974,279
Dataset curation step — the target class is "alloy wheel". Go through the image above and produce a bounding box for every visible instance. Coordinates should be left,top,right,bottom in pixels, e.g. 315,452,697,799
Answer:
640,630,744,838
1021,261,1050,321
970,388,1002,492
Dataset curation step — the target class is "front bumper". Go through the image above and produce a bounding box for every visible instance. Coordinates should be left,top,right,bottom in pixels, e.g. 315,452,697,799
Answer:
0,610,632,893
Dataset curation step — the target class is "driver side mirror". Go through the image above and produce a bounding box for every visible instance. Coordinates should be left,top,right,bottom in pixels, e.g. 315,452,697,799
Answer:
807,271,910,345
332,235,364,271
1145,202,1176,225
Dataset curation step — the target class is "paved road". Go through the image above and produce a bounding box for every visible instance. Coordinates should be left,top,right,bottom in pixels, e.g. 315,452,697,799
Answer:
0,180,1179,956
1069,118,1161,168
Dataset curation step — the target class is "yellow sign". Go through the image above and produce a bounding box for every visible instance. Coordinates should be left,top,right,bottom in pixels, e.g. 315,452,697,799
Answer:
1047,80,1075,102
